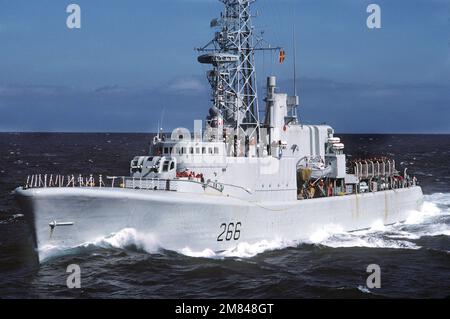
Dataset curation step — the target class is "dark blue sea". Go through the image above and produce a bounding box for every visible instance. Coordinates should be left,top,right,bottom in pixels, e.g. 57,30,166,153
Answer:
0,133,449,298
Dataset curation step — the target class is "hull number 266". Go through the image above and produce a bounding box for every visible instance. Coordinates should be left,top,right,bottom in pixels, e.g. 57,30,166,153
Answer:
217,222,242,241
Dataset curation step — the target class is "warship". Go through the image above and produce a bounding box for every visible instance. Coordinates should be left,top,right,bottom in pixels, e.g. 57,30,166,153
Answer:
15,0,423,261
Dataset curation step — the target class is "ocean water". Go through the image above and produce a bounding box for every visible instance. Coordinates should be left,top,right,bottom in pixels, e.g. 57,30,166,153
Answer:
0,133,449,298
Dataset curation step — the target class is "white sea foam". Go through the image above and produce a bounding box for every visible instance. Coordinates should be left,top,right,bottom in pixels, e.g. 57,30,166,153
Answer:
181,238,292,259
89,228,160,253
305,194,450,250
306,221,418,249
357,285,372,294
180,248,217,258
38,228,160,261
315,231,421,250
39,244,71,262
404,201,442,225
425,193,450,207
308,224,345,243
221,239,288,258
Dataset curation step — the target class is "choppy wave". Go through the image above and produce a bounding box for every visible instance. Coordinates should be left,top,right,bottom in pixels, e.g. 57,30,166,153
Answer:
306,195,449,250
39,228,160,262
181,239,291,259
40,193,450,261
331,194,448,247
89,228,160,253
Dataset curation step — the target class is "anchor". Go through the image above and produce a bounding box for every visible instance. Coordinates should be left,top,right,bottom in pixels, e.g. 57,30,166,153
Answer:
49,220,74,238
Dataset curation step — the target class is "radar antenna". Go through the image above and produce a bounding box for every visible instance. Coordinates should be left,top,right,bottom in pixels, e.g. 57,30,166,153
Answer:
197,0,281,155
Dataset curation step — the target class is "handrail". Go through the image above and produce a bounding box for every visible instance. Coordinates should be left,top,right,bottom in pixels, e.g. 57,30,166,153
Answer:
21,174,236,194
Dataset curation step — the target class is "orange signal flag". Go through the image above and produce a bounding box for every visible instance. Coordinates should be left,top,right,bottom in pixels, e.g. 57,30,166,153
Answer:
279,50,286,64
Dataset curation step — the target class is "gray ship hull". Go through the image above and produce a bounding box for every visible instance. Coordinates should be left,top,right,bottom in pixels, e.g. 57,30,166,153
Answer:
15,186,424,262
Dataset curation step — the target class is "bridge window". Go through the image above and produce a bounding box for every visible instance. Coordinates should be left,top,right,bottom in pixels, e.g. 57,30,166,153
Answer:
214,147,219,154
190,147,194,154
196,147,200,154
209,147,213,154
170,161,175,170
164,147,169,154
202,147,206,154
181,147,186,154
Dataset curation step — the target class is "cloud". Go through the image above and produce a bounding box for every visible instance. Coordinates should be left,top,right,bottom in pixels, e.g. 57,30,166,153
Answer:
0,80,209,132
0,84,134,97
275,77,450,133
0,78,448,133
0,84,70,97
165,77,207,94
93,85,129,94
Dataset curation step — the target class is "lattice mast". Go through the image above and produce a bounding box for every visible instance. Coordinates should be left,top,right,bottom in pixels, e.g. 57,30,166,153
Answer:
198,0,277,152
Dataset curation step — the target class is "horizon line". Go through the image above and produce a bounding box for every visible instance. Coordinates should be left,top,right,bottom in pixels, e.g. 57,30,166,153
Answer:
0,131,449,135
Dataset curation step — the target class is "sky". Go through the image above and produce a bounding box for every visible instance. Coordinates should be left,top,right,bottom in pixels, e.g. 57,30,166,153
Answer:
0,0,449,133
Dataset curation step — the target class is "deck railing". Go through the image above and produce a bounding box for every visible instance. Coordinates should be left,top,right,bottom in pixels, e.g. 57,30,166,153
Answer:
23,174,227,193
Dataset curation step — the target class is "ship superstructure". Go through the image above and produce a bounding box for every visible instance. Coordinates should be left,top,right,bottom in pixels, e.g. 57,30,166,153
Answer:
15,0,423,261
130,0,413,202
